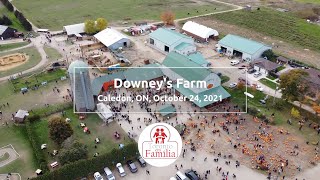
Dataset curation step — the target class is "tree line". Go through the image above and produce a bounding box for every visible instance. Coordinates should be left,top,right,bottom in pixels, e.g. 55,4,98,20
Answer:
0,15,12,26
0,0,32,31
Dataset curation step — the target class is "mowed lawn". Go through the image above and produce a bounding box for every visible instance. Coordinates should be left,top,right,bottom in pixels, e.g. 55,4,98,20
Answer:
0,126,37,178
32,109,132,163
295,0,320,4
43,46,62,62
210,8,320,52
0,42,29,52
0,47,41,78
12,0,233,30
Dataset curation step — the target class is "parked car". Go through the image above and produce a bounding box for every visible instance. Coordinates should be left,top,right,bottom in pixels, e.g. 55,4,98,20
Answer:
185,169,199,180
259,99,266,104
238,65,247,69
230,60,240,66
247,68,256,74
104,167,115,180
126,160,138,173
116,163,126,177
216,72,222,77
93,172,104,180
253,72,262,78
176,171,189,180
137,156,146,167
229,82,237,88
256,85,264,92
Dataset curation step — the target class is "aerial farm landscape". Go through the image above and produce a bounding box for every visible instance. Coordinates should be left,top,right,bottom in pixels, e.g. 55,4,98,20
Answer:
0,0,320,180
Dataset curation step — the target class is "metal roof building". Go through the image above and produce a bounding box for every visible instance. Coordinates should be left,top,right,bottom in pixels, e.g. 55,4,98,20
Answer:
161,52,230,108
91,71,125,96
182,21,219,42
123,64,163,81
68,60,95,111
149,28,194,54
218,34,271,62
94,28,130,50
63,23,85,36
0,25,17,40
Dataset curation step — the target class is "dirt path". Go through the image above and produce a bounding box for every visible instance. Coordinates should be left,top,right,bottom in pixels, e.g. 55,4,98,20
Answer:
0,146,19,168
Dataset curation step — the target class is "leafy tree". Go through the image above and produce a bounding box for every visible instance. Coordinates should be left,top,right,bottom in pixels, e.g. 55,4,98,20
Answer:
48,116,73,145
291,107,300,119
262,49,277,62
1,15,12,25
58,141,88,165
161,11,175,25
95,18,108,32
279,69,308,101
84,19,96,34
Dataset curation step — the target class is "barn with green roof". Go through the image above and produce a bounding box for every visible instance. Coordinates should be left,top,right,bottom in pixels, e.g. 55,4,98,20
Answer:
162,52,230,108
149,28,195,54
218,34,271,62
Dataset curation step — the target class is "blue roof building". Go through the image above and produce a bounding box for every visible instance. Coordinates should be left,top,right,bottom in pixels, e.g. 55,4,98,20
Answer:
218,34,271,62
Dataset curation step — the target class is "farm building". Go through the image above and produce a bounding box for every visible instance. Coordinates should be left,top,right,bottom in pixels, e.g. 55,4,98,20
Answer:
63,23,85,37
123,63,163,81
91,71,125,96
91,64,163,96
68,60,95,112
174,42,196,56
149,28,195,54
302,68,320,97
182,21,219,42
162,52,230,108
218,34,271,62
158,104,177,120
187,52,211,67
0,25,17,40
14,109,29,123
94,28,130,50
252,58,281,75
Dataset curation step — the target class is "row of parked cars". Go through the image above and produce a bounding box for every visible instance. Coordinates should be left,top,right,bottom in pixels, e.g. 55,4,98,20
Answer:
171,169,199,180
93,156,146,180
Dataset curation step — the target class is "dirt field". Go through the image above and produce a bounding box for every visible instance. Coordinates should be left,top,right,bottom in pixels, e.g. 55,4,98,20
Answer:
0,54,28,71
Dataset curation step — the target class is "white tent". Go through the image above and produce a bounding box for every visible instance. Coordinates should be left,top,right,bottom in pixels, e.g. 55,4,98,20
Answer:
94,28,129,48
63,23,85,36
96,103,114,120
182,21,219,39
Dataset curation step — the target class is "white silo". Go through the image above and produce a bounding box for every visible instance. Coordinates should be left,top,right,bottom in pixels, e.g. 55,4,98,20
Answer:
68,60,95,112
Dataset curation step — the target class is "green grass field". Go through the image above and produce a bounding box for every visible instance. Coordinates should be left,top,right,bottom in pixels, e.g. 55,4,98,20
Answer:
210,8,320,52
259,78,277,90
10,69,67,91
0,42,29,52
0,126,37,178
12,0,233,30
0,47,41,78
295,0,320,4
0,7,26,32
43,46,62,61
32,108,131,162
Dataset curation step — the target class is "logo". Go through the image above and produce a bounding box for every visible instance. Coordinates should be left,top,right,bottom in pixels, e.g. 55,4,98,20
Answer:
138,123,182,167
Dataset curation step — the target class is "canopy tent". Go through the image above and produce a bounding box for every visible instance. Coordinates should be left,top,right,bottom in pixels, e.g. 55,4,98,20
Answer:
158,104,176,117
96,103,114,121
182,21,219,39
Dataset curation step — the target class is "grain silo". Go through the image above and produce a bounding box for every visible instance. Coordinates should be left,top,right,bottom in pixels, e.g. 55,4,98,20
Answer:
68,60,95,112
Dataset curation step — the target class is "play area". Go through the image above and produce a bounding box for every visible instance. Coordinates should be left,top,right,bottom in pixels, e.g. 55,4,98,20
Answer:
0,53,28,72
0,144,20,168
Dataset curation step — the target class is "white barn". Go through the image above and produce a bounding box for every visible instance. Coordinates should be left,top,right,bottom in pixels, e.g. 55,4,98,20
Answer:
182,21,219,42
63,23,85,36
94,28,130,50
149,28,195,54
